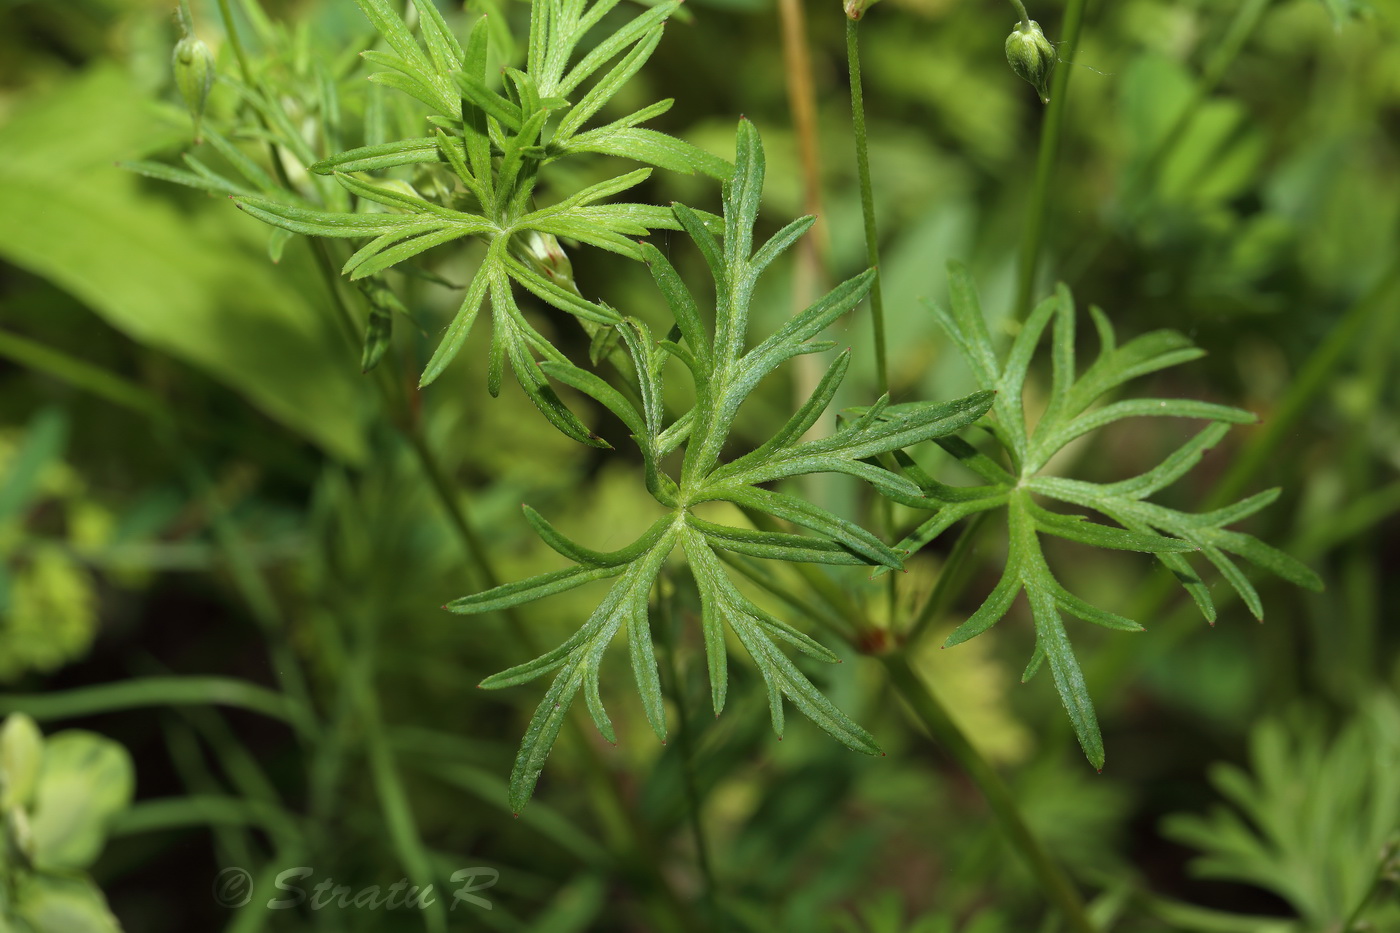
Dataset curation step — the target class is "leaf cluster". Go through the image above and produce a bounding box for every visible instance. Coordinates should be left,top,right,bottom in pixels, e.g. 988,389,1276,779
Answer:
448,122,994,811
1162,696,1400,930
864,265,1322,767
130,0,730,446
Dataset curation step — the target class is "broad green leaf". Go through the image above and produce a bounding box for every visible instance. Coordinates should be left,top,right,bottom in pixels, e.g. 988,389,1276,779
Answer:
29,731,135,870
0,67,369,462
14,873,122,933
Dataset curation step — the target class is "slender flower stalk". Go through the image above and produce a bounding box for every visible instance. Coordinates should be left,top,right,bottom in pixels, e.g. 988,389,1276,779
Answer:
1014,0,1091,320
844,16,889,396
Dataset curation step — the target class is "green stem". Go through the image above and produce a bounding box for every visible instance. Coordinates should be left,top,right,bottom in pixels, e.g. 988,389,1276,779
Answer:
880,653,1097,933
214,0,254,80
846,17,888,395
1014,0,1091,320
1008,0,1033,29
844,16,901,637
711,522,1090,930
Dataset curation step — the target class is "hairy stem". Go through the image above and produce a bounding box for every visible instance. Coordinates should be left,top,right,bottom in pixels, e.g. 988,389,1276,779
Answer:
1014,0,1091,320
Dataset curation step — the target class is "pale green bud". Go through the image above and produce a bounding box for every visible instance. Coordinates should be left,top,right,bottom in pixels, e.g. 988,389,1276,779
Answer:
1005,20,1055,104
173,29,215,141
843,0,882,21
514,231,577,292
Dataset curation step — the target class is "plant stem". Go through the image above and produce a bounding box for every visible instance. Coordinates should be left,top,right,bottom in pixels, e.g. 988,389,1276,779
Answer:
844,15,901,634
1008,0,1033,29
777,0,834,514
718,518,1091,930
356,619,448,933
1014,0,1091,320
880,653,1098,933
777,0,830,284
846,17,889,395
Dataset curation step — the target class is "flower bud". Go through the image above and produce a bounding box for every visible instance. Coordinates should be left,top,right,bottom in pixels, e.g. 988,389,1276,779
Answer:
173,20,215,142
514,231,577,292
843,0,881,21
1005,20,1055,104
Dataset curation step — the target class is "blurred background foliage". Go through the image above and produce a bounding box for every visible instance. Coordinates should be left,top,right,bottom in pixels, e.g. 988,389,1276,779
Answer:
0,0,1397,929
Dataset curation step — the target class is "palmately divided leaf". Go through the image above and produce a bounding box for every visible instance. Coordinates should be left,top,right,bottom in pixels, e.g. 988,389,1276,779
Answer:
881,266,1323,769
446,122,915,808
205,0,735,448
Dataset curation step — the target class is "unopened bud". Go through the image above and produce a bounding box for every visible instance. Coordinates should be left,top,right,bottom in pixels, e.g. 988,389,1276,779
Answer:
514,231,577,292
173,32,215,141
844,0,881,21
173,2,215,142
1005,20,1055,104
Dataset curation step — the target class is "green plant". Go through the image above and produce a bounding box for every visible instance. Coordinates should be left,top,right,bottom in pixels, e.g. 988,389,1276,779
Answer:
875,266,1322,766
1163,694,1400,932
23,0,1352,929
449,122,995,810
0,713,135,933
131,0,727,446
0,410,109,683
